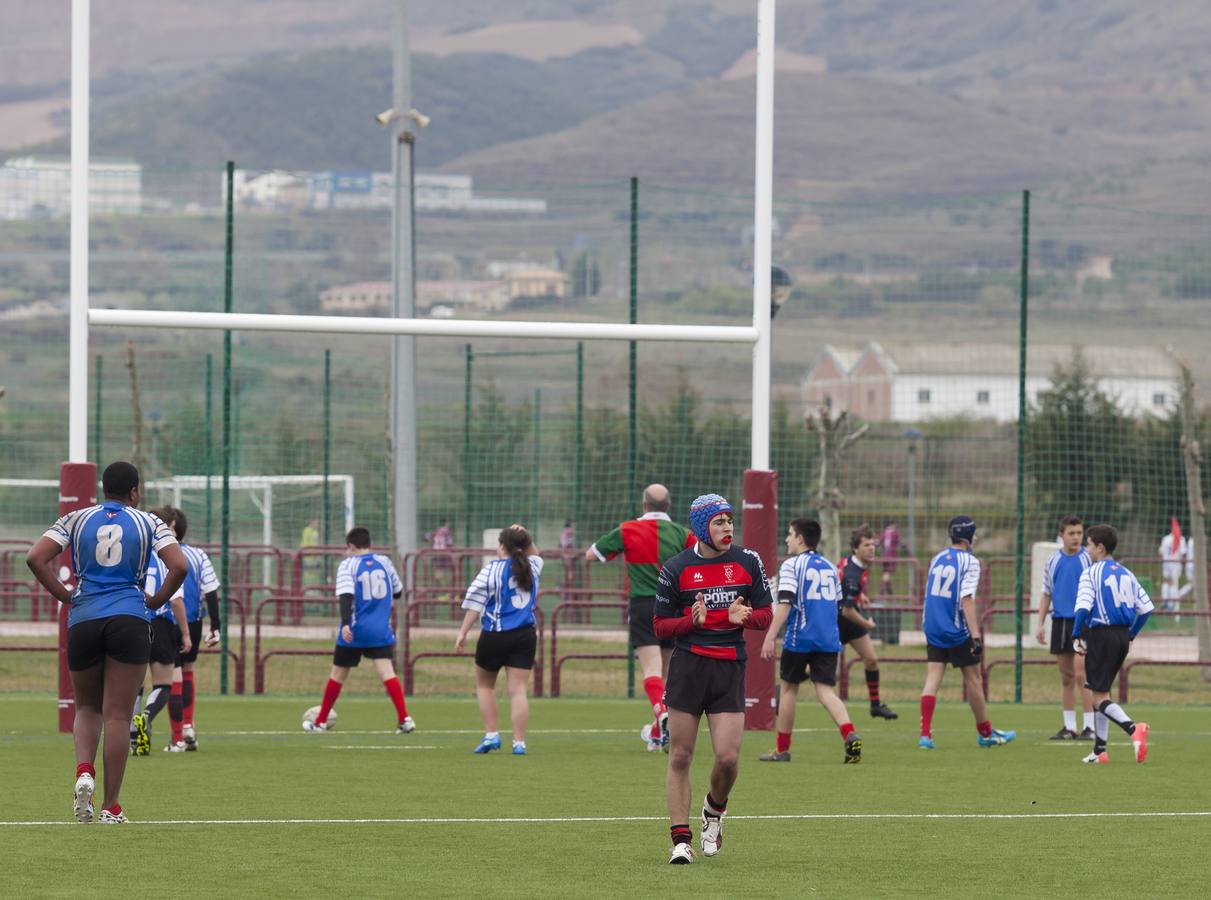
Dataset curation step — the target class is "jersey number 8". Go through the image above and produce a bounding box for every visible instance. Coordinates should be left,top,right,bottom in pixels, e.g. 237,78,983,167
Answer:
95,524,124,567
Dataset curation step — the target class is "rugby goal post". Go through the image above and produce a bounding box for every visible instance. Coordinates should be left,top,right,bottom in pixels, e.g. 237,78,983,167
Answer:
64,0,781,727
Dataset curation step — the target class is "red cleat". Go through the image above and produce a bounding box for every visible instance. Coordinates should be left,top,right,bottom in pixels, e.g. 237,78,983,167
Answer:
1132,722,1149,763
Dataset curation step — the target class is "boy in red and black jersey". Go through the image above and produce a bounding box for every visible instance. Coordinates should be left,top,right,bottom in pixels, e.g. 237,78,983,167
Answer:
654,494,772,865
837,524,898,720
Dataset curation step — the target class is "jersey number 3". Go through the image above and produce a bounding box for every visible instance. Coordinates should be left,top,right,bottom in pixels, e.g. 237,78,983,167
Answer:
95,524,124,567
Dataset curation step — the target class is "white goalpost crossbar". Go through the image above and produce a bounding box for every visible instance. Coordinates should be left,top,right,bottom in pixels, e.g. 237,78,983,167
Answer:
88,309,760,345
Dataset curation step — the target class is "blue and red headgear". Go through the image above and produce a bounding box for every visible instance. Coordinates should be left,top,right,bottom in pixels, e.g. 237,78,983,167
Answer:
948,515,977,546
690,493,733,548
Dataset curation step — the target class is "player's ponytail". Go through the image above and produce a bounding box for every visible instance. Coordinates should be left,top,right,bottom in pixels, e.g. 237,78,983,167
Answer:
500,524,534,592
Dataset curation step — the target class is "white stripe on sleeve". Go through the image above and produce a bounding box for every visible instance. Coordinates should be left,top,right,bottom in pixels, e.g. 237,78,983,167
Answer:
1134,577,1154,615
463,563,492,613
334,558,355,597
960,554,981,600
199,551,220,592
778,558,797,598
1075,565,1096,615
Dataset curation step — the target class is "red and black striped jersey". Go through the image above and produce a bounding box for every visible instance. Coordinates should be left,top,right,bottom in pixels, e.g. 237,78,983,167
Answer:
836,554,869,611
653,545,773,661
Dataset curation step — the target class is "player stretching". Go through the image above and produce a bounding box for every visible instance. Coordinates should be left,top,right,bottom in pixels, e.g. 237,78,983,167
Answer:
1073,524,1152,764
1035,515,1094,740
587,484,694,752
26,461,187,823
302,527,415,734
655,494,773,864
164,508,222,751
837,525,898,720
918,516,1015,750
759,518,861,764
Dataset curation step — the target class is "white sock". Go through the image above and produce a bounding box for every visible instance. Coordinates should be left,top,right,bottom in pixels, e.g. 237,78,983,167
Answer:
1094,712,1110,742
1099,702,1134,732
512,739,525,748
485,731,500,741
1062,710,1077,732
1083,711,1094,731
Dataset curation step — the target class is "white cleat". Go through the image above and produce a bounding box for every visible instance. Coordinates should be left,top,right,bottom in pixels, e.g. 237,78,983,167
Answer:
668,843,695,864
182,724,198,751
396,716,417,734
640,723,659,752
98,809,128,824
164,741,187,752
701,809,724,857
302,720,329,733
73,773,95,824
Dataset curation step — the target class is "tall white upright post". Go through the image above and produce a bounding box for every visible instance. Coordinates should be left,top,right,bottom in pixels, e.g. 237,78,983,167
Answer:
69,0,90,463
750,0,776,470
391,0,418,563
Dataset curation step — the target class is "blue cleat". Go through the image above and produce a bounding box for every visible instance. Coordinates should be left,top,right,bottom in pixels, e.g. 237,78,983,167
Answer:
978,729,1016,747
917,735,935,750
473,735,502,754
512,741,527,756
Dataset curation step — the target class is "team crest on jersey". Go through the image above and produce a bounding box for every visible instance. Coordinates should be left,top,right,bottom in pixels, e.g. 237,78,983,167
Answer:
723,565,735,583
106,510,118,519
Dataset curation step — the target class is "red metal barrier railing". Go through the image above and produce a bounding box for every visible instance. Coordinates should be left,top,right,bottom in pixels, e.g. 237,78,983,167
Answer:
548,598,627,698
0,582,41,619
254,594,401,694
0,543,32,582
401,597,545,697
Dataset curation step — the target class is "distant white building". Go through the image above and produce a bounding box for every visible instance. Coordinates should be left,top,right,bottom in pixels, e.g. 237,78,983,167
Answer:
0,156,142,220
231,168,545,214
804,341,1178,422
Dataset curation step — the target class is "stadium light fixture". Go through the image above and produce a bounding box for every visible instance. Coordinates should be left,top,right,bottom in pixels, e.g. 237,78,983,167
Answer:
770,264,793,318
374,107,430,129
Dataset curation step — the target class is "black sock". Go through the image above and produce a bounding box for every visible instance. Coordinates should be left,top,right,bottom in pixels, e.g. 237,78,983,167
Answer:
143,684,170,725
704,793,726,817
1097,700,1135,735
670,824,692,845
1094,739,1107,754
866,668,881,705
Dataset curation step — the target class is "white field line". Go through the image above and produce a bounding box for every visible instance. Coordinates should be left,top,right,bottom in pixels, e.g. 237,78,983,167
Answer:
324,745,438,750
1,811,1209,827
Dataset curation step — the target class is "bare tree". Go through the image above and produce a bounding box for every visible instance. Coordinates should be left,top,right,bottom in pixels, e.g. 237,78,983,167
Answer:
1175,359,1210,679
126,340,147,501
807,405,868,562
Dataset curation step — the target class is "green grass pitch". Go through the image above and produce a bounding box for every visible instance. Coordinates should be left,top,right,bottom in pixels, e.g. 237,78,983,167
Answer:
2,693,1208,898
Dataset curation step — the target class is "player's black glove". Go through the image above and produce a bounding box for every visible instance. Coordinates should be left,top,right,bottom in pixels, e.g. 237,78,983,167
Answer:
969,637,983,658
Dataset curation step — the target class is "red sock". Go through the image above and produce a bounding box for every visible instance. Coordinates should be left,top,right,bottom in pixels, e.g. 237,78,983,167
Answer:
384,677,409,721
977,720,992,738
169,682,184,743
920,695,937,737
317,678,342,725
840,723,855,740
643,676,665,736
76,762,95,779
104,803,122,815
777,731,792,753
182,671,196,725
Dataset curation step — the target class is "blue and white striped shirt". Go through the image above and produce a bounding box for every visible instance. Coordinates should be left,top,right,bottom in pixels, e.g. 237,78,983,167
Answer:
923,547,982,648
1042,548,1091,619
462,555,543,633
777,551,842,654
1075,560,1153,631
44,501,177,627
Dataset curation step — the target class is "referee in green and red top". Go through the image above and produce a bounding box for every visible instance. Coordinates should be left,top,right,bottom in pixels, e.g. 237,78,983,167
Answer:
586,484,695,752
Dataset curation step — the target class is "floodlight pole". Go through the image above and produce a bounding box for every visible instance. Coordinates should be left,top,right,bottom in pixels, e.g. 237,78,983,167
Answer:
750,0,775,470
391,0,418,566
69,0,90,463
